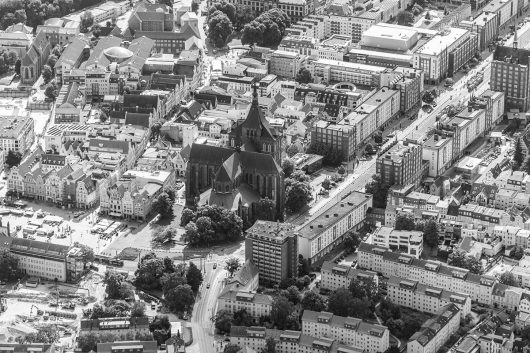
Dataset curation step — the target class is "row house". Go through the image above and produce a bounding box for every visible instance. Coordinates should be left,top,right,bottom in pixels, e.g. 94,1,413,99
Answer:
358,242,499,306
386,275,471,316
217,290,273,322
301,310,389,353
320,260,378,292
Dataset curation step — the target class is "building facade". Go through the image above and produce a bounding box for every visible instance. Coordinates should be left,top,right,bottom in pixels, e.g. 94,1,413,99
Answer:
376,140,424,187
245,221,298,286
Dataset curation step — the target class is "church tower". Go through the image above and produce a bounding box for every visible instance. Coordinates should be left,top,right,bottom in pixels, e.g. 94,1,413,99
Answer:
229,84,283,163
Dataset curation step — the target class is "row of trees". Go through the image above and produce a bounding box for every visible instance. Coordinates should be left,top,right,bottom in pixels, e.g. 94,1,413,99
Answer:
241,8,291,47
0,0,102,30
0,48,18,76
306,141,344,166
207,1,255,47
181,204,243,245
134,253,203,312
0,248,22,281
284,170,313,213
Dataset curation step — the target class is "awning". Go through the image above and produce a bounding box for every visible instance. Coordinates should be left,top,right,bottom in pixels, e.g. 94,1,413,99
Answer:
109,212,122,217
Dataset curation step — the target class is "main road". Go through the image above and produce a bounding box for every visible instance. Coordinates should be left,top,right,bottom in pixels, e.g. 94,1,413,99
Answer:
290,54,493,227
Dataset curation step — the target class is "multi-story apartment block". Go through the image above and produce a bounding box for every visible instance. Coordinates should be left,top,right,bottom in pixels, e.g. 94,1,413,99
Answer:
372,226,424,258
97,341,156,353
279,35,317,56
310,121,355,162
298,192,372,265
301,310,390,353
386,67,424,113
245,221,298,286
376,139,424,187
320,260,378,291
491,45,530,111
0,111,34,155
224,0,312,23
217,290,273,321
230,326,366,353
460,11,498,51
422,134,453,177
413,28,478,84
358,242,497,305
440,107,486,162
308,58,388,86
386,275,471,316
486,0,518,31
407,304,461,353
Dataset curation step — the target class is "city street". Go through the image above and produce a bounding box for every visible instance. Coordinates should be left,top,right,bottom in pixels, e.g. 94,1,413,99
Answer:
290,54,494,227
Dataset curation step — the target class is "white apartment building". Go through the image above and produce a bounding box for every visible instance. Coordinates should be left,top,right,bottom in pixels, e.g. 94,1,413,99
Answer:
407,304,461,353
372,226,424,258
298,192,372,265
320,261,378,291
217,290,273,321
10,238,68,282
269,50,303,79
230,326,366,353
308,58,387,86
0,112,35,155
358,242,496,305
301,310,389,353
386,275,471,316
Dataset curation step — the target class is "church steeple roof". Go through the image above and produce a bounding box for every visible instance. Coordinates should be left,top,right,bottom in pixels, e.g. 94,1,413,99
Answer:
242,84,276,140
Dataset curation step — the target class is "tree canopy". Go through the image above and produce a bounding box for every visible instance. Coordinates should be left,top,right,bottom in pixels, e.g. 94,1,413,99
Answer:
241,9,291,47
208,11,233,48
364,174,390,208
295,68,312,84
181,205,243,245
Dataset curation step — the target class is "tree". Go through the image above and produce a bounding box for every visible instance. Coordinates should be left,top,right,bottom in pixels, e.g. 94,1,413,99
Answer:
44,83,58,100
282,285,301,305
425,11,431,20
254,198,277,221
328,288,371,319
234,4,254,30
208,11,233,48
214,309,233,333
224,345,242,353
262,337,277,353
0,248,21,281
105,272,133,299
41,65,53,84
423,220,438,248
196,216,215,245
337,165,346,175
448,249,483,274
343,231,361,253
514,246,525,260
15,59,21,75
47,54,58,69
384,347,401,353
295,67,312,84
298,255,310,276
225,257,241,276
153,192,174,219
80,11,94,33
153,226,177,245
5,150,22,169
135,257,166,290
160,272,186,297
232,309,253,326
183,222,200,245
514,138,524,170
241,8,291,47
92,24,102,38
165,284,195,312
180,208,195,226
285,176,313,213
364,175,390,208
209,1,237,23
397,10,414,25
282,158,295,177
149,315,171,332
301,291,326,312
394,214,416,231
499,271,518,286
77,332,100,352
74,242,95,269
422,91,434,104
322,178,331,190
25,326,59,344
130,301,146,317
186,262,203,292
270,295,295,329
286,143,302,157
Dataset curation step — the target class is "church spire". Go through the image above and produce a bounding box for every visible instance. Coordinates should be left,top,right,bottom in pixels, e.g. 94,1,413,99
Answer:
252,83,259,106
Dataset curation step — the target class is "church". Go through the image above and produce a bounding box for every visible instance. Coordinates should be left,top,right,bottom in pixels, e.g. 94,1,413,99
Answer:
185,86,285,221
